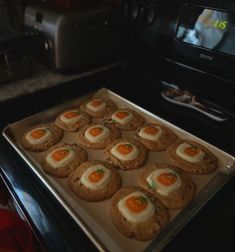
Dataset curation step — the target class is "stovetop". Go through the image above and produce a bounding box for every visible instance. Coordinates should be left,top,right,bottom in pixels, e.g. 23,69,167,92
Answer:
1,64,235,251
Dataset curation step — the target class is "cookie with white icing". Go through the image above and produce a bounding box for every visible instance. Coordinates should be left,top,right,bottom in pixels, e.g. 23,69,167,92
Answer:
105,109,145,131
42,143,87,178
21,123,63,152
167,139,218,174
138,163,195,209
55,108,91,132
111,186,169,241
77,124,120,149
104,138,148,170
68,160,121,201
80,98,117,118
136,124,177,151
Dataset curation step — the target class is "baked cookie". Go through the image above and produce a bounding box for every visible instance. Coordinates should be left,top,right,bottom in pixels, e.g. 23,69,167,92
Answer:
138,163,195,209
105,109,145,131
77,124,120,149
41,143,87,178
111,186,169,241
167,139,218,175
136,124,177,151
104,138,148,170
55,108,91,132
68,160,121,201
21,123,63,152
80,97,117,118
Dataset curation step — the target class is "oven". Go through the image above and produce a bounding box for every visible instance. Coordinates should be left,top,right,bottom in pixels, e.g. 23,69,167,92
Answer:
1,0,235,251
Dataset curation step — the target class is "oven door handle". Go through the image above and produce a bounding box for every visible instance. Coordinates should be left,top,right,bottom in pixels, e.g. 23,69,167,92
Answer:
201,99,235,119
161,81,233,120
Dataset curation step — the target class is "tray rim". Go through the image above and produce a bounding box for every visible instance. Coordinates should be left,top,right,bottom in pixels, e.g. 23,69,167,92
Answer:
2,87,235,252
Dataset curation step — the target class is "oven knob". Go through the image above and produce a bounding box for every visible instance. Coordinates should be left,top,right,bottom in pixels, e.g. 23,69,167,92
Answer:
43,40,52,51
130,4,139,20
144,8,155,25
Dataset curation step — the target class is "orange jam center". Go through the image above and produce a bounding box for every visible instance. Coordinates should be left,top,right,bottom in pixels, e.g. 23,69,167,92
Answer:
88,169,104,183
184,146,200,157
64,111,79,119
125,196,148,213
115,111,129,119
91,99,103,107
117,144,133,155
144,126,159,135
89,127,103,136
52,149,70,161
157,172,177,186
30,129,47,139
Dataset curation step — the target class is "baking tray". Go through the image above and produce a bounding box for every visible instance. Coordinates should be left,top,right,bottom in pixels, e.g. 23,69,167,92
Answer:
2,88,235,252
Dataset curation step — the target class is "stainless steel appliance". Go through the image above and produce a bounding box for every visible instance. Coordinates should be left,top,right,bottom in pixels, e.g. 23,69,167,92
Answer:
24,2,120,70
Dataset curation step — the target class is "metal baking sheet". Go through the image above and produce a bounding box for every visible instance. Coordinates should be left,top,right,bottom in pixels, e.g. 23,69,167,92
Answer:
2,88,235,252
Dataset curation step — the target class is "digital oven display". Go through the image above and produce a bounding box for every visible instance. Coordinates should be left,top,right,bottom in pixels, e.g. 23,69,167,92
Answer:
176,5,235,56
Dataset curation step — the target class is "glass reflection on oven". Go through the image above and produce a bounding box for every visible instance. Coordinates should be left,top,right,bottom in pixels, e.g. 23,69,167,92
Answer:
178,9,229,50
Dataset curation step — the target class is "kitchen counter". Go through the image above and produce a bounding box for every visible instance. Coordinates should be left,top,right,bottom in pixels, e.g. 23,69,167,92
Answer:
0,62,119,103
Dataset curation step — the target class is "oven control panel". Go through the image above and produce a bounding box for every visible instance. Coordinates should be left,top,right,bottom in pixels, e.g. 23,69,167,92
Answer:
176,5,235,57
120,0,235,82
174,0,235,78
122,0,158,25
